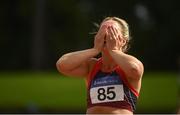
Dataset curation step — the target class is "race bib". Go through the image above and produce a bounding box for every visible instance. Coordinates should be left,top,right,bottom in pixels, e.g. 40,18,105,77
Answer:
90,84,124,104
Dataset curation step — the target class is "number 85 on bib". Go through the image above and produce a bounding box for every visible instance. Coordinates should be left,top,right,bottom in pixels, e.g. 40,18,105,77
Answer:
90,85,124,104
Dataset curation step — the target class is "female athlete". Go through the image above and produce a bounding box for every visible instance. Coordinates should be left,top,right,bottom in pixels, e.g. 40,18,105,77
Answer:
56,17,144,114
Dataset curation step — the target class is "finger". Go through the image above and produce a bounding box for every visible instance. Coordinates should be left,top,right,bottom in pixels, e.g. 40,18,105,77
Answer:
108,26,116,40
106,30,110,40
115,28,123,42
95,31,105,41
111,26,117,35
113,26,120,34
104,30,108,41
118,35,123,42
98,26,107,37
99,25,107,34
106,31,112,42
107,26,113,37
111,26,119,39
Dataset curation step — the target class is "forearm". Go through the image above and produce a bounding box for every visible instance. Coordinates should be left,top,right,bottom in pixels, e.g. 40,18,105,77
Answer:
109,50,143,78
56,48,99,71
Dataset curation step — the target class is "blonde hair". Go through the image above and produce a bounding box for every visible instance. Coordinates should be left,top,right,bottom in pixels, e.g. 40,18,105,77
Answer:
101,17,131,52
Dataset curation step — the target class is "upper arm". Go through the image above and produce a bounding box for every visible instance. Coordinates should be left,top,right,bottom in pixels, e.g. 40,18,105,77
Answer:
128,59,144,80
56,60,90,78
56,58,98,78
122,59,144,93
120,55,144,81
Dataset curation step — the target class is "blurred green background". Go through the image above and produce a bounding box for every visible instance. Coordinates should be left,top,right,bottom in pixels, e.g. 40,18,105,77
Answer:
0,72,178,113
0,0,179,114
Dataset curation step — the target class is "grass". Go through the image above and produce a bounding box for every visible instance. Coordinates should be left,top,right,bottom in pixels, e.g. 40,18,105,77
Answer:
136,72,178,113
0,71,178,113
0,72,86,110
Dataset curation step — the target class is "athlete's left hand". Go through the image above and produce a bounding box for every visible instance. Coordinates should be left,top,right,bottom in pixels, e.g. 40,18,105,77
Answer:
106,26,123,51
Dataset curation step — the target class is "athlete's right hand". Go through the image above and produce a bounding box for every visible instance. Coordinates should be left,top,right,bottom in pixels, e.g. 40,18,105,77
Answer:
94,25,106,52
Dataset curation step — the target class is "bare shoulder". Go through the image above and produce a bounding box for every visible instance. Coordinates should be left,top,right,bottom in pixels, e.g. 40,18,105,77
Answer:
136,57,144,76
133,55,144,77
125,55,144,93
126,54,144,80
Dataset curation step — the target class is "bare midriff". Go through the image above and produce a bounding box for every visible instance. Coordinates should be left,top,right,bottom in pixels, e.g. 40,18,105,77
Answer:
86,106,133,114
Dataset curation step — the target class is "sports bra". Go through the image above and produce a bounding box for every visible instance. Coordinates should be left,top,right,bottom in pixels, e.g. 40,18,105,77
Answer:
86,58,139,112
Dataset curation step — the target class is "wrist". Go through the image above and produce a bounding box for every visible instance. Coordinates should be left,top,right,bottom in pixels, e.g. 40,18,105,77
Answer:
93,47,101,52
92,47,101,54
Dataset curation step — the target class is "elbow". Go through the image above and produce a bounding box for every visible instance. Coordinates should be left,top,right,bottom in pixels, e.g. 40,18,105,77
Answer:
56,59,62,73
56,59,65,73
130,61,144,79
56,54,69,73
